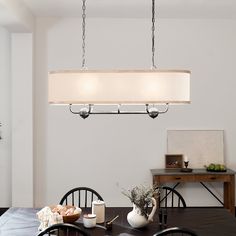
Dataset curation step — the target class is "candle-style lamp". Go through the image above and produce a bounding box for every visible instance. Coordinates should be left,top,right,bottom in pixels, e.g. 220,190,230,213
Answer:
181,156,193,172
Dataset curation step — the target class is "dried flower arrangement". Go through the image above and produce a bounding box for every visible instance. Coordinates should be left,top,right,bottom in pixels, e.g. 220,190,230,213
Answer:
122,185,159,218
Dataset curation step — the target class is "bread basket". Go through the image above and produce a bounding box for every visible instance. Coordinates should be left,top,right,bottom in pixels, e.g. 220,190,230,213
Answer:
50,205,82,223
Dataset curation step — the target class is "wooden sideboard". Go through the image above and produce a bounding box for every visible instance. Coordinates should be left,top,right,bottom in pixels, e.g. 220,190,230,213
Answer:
151,168,235,215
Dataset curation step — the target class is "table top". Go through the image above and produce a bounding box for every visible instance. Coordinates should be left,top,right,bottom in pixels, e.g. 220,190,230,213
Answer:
1,207,236,236
151,168,236,176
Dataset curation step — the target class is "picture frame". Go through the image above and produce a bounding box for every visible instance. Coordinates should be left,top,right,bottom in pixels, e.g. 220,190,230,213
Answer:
165,154,183,169
167,130,224,168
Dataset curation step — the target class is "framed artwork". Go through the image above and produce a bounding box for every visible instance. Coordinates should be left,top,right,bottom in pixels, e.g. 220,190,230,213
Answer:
167,130,224,168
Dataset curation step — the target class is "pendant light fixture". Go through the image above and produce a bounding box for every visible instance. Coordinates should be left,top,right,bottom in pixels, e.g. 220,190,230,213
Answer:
48,0,190,119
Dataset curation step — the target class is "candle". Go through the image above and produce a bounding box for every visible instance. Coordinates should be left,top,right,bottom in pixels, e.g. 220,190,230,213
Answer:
184,156,188,162
92,200,105,223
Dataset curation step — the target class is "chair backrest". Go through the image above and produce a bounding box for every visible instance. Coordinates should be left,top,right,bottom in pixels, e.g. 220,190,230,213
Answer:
37,223,89,236
159,186,186,208
59,187,104,208
153,227,198,236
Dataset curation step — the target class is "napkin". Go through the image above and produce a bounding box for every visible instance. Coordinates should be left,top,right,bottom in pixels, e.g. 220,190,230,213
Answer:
37,206,63,231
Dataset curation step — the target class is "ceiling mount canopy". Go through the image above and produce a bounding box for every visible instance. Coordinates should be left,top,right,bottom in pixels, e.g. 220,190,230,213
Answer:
48,0,191,119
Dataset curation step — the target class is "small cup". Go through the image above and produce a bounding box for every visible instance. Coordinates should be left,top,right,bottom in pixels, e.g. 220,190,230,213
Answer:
83,214,96,228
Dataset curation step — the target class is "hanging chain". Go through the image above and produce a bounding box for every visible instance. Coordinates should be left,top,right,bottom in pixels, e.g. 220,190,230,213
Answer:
82,0,86,69
151,0,157,69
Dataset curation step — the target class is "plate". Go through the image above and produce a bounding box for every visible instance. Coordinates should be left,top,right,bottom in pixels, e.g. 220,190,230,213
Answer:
206,169,227,172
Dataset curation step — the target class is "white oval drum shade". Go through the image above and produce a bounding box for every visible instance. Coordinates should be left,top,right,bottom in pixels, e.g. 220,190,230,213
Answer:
48,70,190,104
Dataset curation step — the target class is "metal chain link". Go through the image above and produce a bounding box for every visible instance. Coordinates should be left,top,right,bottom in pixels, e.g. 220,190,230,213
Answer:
82,0,156,69
152,0,157,69
82,0,86,69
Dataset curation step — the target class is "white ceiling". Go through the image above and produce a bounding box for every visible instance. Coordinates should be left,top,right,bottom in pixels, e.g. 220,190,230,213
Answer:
21,0,236,19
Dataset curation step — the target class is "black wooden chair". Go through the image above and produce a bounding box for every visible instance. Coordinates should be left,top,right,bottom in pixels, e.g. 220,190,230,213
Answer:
37,223,89,236
159,186,186,208
153,227,198,236
59,187,103,208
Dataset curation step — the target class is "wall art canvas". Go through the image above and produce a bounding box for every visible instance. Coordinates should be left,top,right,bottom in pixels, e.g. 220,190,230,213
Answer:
167,130,224,168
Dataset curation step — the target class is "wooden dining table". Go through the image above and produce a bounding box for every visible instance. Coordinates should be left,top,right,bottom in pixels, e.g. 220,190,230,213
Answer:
0,207,236,236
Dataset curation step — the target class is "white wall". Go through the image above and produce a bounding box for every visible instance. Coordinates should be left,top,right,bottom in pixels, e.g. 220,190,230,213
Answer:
34,17,236,207
0,0,34,208
0,0,34,32
11,33,33,207
0,26,11,207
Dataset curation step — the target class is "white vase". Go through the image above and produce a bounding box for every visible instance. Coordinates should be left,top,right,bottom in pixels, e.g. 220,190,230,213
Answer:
127,197,157,228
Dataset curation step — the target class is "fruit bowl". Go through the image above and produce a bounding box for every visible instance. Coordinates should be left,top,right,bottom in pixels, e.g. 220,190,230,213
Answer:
205,163,227,172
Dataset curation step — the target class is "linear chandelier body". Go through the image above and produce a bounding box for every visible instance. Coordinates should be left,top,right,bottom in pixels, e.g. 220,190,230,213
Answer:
49,69,190,104
48,0,191,119
49,69,190,118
